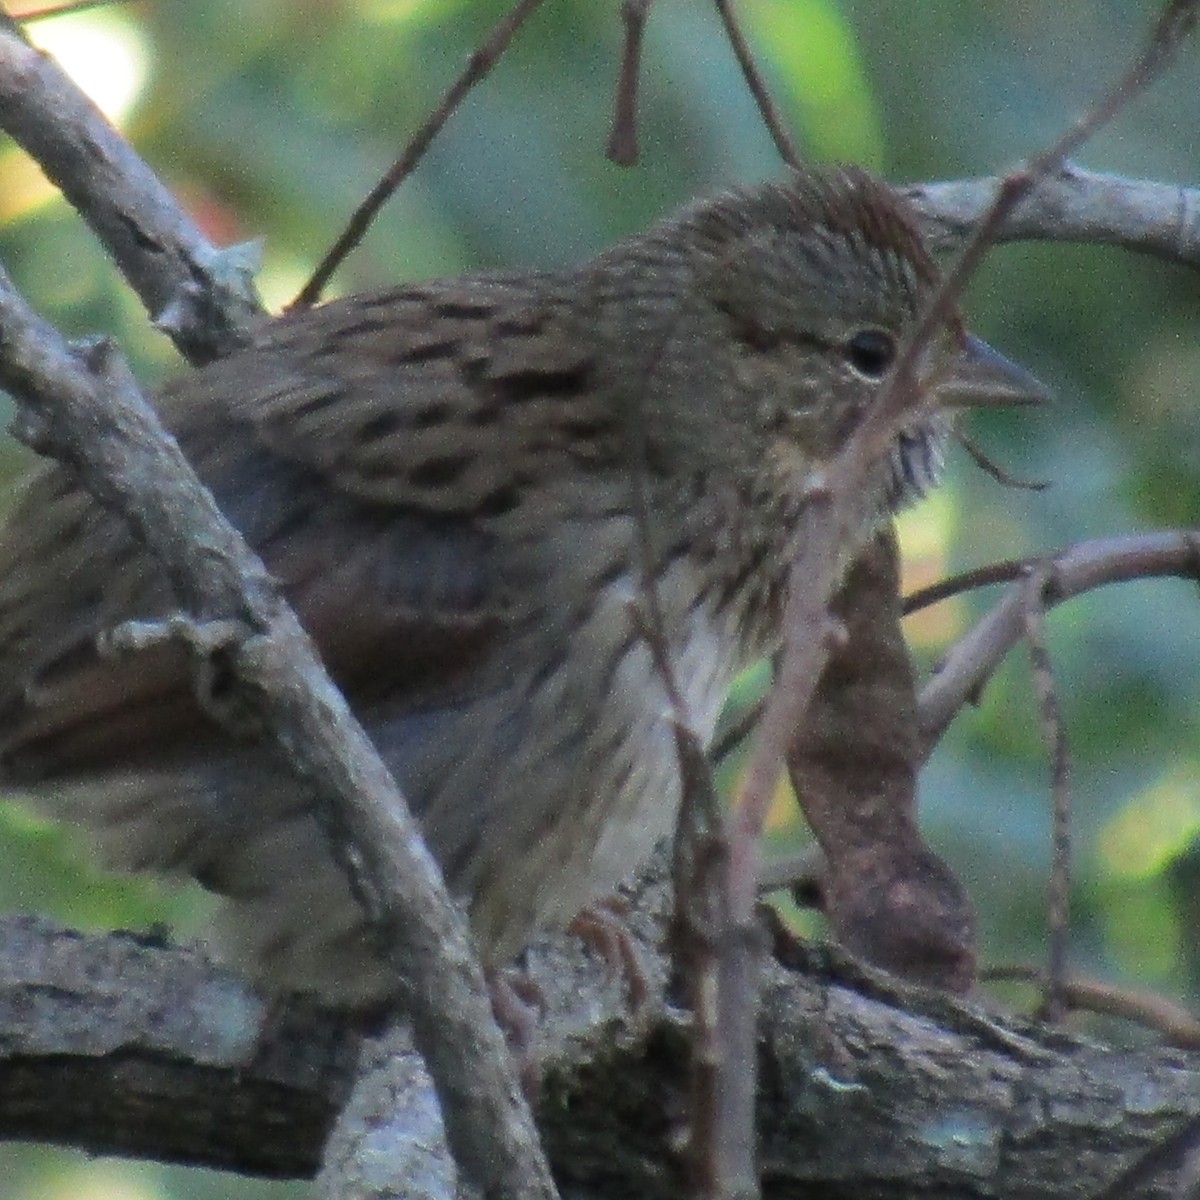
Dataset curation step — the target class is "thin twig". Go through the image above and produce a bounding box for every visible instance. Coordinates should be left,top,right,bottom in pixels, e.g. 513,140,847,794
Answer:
710,694,766,765
1021,568,1073,1024
711,0,801,167
723,10,1198,1193
903,559,1029,614
607,0,655,166
293,0,549,307
623,391,737,1198
983,964,1200,1048
919,530,1200,753
954,427,1049,491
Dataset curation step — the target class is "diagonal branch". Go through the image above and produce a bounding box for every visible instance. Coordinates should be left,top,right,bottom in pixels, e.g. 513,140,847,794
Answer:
0,267,556,1200
0,12,264,363
711,0,801,167
293,0,551,307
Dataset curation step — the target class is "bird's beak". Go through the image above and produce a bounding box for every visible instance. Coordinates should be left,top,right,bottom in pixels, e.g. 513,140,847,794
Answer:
933,333,1051,410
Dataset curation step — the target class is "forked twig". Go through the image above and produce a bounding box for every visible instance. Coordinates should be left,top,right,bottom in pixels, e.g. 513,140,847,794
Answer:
920,530,1200,753
738,0,1200,930
0,273,557,1198
722,528,1200,769
293,0,550,308
0,12,263,363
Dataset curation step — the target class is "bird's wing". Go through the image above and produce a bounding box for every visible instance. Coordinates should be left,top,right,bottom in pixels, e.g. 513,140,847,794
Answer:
0,274,602,782
201,276,598,509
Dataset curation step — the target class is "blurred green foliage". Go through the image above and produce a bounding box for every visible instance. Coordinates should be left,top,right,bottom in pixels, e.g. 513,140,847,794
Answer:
1,0,1199,1194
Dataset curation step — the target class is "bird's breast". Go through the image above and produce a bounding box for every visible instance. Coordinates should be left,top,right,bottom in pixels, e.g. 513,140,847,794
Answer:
545,567,751,915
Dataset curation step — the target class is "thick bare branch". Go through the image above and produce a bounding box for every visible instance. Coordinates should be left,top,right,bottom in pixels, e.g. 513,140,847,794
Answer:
3,907,1200,1200
0,915,355,1176
908,163,1200,269
0,267,556,1200
0,13,263,362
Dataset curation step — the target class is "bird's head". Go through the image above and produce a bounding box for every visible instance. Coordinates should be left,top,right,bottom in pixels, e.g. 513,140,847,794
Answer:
636,165,1048,519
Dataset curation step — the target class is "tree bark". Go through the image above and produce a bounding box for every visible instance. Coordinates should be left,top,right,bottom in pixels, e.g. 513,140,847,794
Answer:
1,880,1196,1199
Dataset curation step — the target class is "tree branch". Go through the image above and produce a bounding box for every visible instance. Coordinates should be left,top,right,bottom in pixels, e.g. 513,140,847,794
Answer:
907,163,1200,270
0,915,356,1176
918,531,1200,755
0,12,264,363
0,266,555,1199
2,899,1198,1200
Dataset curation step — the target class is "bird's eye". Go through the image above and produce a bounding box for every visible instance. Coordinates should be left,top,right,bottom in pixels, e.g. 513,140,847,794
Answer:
845,330,896,378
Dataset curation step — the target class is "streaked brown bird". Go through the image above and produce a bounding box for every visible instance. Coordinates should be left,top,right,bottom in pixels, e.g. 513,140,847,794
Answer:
0,166,1044,1003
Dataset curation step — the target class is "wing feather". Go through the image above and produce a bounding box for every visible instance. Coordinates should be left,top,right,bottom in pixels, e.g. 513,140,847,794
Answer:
0,273,599,781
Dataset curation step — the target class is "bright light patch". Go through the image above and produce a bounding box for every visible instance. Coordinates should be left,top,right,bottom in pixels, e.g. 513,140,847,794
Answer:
0,151,60,222
766,772,798,832
896,488,956,562
741,0,884,166
0,798,58,837
1102,884,1182,981
41,1161,162,1200
28,9,149,125
2,10,151,220
354,0,469,27
897,488,965,649
255,256,321,314
1100,770,1200,879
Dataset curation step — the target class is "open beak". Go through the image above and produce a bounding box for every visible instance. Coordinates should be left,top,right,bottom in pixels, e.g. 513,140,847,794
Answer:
933,334,1051,410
